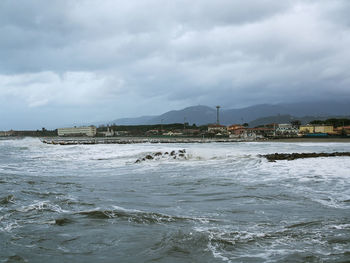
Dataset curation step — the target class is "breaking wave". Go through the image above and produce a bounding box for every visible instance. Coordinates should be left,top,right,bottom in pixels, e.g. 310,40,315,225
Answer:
78,206,214,224
16,201,66,213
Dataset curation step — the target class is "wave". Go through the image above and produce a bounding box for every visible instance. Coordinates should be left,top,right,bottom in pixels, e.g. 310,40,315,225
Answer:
77,206,214,224
16,200,66,213
0,219,20,233
286,220,323,229
192,223,345,262
21,190,65,198
147,227,272,262
0,194,15,205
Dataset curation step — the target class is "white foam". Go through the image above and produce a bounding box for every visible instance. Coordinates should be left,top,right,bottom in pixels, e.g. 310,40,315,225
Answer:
0,221,20,232
17,200,67,213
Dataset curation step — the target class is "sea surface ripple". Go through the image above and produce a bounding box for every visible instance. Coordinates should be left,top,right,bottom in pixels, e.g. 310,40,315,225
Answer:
1,137,350,262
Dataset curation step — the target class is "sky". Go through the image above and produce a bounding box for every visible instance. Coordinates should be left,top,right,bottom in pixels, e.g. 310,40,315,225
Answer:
1,0,350,130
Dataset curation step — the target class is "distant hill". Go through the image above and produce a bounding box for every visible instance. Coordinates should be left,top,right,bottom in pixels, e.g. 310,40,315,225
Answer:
109,115,155,125
248,115,350,127
106,101,350,126
110,105,216,125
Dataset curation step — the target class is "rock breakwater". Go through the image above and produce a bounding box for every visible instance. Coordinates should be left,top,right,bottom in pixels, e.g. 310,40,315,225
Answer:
262,152,350,162
41,137,245,145
135,149,188,163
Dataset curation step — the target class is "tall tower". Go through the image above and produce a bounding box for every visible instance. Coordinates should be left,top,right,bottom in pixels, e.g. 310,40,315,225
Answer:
216,106,220,125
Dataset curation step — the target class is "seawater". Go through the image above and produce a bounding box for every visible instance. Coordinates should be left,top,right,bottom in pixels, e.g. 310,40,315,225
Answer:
1,137,350,263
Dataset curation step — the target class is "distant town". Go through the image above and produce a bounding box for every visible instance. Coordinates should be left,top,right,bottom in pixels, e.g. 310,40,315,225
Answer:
1,117,350,140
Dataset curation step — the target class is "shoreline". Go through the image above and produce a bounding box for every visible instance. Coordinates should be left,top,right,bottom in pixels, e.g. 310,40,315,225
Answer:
268,137,350,143
38,136,350,145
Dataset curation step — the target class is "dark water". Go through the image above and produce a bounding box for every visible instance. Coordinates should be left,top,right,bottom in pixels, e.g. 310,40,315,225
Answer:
1,138,350,262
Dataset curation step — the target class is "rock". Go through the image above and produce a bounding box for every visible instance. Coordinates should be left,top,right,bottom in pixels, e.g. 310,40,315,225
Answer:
263,151,350,162
0,194,15,204
135,159,141,163
145,155,154,160
170,151,176,156
179,149,186,153
5,255,26,263
55,218,72,226
154,152,162,156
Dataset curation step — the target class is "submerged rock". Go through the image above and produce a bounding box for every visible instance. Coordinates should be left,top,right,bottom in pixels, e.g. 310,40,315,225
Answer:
5,255,27,263
55,218,72,226
0,194,15,205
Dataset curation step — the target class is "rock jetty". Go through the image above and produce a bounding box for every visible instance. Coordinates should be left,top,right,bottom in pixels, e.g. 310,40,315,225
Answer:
135,149,188,163
40,137,248,145
262,152,350,162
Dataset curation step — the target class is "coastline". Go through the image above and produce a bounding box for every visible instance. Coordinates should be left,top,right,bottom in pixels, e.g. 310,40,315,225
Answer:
268,137,350,143
38,136,350,145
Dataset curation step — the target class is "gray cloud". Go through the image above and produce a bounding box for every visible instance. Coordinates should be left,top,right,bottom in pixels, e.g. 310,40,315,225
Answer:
0,0,350,129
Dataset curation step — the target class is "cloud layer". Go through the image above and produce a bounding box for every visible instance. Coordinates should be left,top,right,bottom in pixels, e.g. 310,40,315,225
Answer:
1,0,350,129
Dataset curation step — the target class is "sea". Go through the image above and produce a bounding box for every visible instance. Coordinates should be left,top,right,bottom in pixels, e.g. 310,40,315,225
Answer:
1,137,350,263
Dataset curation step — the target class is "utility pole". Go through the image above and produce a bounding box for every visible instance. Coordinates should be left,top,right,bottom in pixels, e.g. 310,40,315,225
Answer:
216,106,221,125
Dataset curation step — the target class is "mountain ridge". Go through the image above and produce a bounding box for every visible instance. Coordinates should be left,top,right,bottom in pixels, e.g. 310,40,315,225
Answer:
105,101,350,126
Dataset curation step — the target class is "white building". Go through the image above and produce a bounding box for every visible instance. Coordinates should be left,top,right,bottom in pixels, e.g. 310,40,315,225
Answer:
207,124,227,134
58,126,97,137
0,130,14,136
100,127,114,137
275,124,298,136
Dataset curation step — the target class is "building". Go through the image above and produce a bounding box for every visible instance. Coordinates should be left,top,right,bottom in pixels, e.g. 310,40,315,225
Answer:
230,127,246,136
334,125,350,136
229,128,246,138
299,125,334,134
0,130,14,136
115,131,129,136
182,129,200,136
99,127,114,137
58,126,97,137
249,127,275,138
145,129,159,136
207,124,227,134
163,131,183,136
227,124,245,132
275,124,299,136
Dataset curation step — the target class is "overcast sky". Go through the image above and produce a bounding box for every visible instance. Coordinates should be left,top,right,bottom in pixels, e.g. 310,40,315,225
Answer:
1,0,350,129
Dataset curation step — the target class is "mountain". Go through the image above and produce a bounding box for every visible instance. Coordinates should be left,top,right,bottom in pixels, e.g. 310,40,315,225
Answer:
109,105,216,125
107,101,350,126
109,115,155,125
221,101,350,124
149,105,216,125
248,114,350,127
